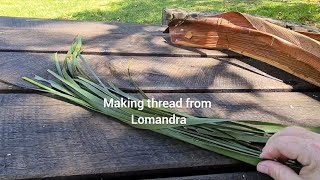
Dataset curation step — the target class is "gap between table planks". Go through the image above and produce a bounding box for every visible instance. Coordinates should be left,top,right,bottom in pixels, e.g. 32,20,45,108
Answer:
0,52,318,92
0,17,319,179
1,92,319,179
0,17,239,58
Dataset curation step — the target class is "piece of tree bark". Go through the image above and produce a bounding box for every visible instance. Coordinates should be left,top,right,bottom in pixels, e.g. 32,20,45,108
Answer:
166,11,320,87
162,8,320,33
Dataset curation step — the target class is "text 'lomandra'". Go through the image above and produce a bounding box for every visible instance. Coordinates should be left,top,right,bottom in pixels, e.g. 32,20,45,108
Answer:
103,98,212,125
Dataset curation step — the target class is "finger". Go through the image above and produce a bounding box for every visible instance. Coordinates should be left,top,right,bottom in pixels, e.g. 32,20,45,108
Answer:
257,160,301,180
266,126,318,147
260,136,314,166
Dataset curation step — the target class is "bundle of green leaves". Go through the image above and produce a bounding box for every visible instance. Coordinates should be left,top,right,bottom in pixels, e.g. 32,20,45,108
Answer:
23,36,320,170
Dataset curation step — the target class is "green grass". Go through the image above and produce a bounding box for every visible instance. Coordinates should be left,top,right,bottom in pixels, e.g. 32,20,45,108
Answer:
0,0,319,27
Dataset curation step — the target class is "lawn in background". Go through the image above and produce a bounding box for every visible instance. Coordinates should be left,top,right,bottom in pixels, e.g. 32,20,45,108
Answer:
0,0,319,27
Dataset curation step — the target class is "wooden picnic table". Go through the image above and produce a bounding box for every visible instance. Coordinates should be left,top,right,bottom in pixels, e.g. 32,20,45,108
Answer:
0,17,319,180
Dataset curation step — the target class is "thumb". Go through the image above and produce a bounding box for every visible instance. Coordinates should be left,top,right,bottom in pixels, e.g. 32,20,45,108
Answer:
257,161,301,180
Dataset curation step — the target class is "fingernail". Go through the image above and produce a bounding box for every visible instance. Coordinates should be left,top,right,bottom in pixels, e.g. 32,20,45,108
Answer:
257,163,269,174
259,151,266,158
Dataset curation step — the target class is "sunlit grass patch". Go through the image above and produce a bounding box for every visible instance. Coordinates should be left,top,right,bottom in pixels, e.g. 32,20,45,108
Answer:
0,0,319,26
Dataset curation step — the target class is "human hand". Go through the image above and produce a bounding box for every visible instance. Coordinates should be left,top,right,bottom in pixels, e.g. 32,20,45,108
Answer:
257,126,320,180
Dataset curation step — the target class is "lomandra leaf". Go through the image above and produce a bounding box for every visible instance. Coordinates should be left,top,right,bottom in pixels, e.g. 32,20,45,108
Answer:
166,12,320,87
23,36,320,169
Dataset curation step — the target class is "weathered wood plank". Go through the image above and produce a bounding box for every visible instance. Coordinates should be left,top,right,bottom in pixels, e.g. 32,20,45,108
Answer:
0,17,239,57
0,52,318,92
153,172,271,180
0,92,319,179
148,92,320,127
0,16,165,33
0,93,234,179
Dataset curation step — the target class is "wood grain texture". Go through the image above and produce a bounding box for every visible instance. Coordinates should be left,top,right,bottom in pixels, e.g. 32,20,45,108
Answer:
162,8,320,33
0,93,235,179
0,17,319,179
0,16,164,33
167,12,320,87
0,92,319,179
153,172,271,180
0,52,318,92
0,92,320,179
0,17,239,57
148,92,320,127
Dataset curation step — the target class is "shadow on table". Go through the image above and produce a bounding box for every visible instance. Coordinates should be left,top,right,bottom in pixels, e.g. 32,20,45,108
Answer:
0,15,319,179
0,15,319,124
